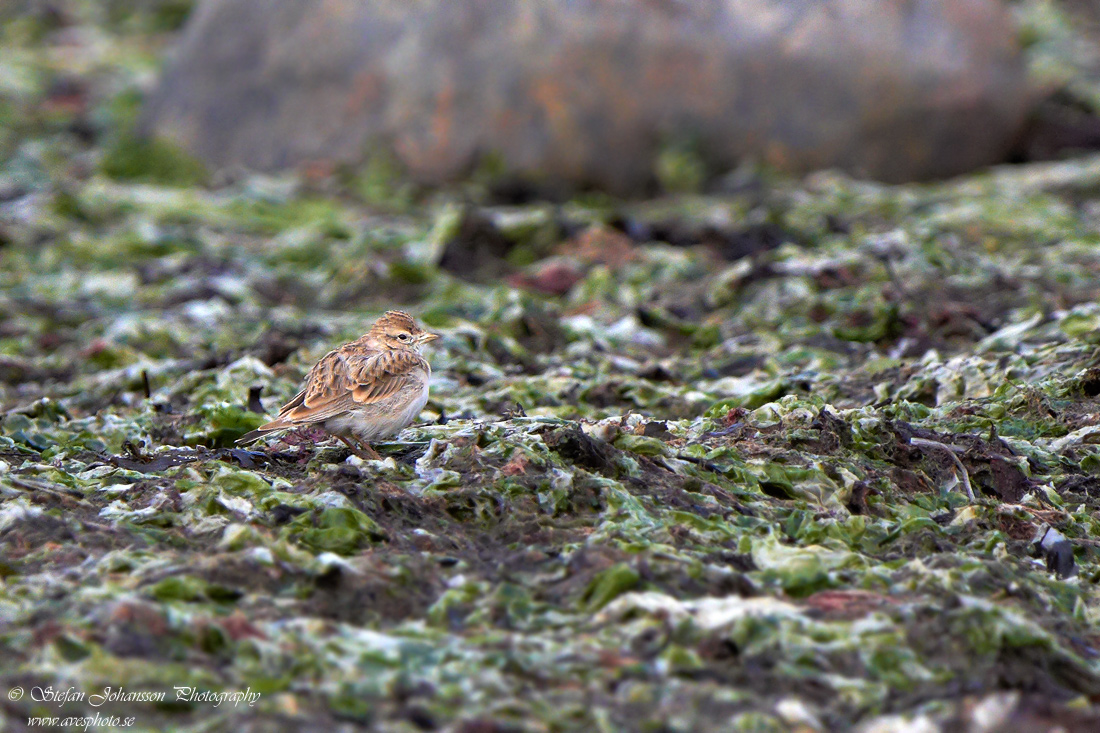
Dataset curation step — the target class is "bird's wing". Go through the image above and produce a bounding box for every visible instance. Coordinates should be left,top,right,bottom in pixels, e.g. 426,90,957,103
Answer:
346,349,428,404
279,348,428,425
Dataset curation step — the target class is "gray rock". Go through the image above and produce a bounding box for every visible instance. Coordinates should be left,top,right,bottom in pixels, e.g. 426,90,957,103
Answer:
143,0,1033,193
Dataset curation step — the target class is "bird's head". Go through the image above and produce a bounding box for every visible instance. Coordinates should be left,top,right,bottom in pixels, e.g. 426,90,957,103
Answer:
369,310,439,351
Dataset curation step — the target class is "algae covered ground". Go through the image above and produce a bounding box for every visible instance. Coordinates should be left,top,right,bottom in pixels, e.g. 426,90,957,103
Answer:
6,2,1100,732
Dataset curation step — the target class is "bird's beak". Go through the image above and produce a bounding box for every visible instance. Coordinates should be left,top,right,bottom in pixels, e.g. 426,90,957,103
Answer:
419,332,440,343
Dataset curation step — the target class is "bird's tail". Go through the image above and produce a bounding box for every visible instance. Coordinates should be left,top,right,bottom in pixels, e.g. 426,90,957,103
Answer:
237,419,291,445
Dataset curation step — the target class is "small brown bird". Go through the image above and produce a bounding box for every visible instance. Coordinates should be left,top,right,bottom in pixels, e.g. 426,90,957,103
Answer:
238,311,438,459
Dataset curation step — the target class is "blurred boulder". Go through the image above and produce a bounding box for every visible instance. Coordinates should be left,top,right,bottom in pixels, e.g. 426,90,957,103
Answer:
142,0,1032,192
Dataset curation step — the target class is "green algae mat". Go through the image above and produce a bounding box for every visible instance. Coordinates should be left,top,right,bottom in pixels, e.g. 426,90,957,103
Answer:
4,2,1100,732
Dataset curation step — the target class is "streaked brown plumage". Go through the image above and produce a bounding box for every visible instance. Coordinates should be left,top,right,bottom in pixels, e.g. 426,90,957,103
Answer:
237,311,438,459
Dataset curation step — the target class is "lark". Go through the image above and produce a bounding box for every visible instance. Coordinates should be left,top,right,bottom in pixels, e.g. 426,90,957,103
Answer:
238,311,438,459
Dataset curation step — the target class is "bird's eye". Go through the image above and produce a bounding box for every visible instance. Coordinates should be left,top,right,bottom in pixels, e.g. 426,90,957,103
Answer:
398,333,410,341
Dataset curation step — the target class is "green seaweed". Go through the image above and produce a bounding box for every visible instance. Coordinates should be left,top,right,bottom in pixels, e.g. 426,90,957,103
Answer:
3,2,1100,730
